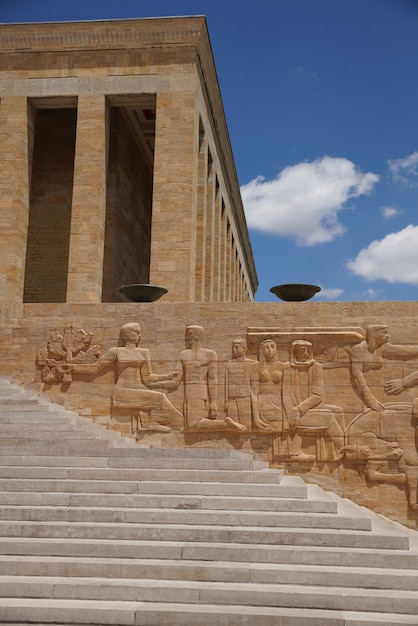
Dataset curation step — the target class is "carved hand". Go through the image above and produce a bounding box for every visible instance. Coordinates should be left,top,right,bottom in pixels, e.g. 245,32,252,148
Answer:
254,417,273,430
59,363,72,373
368,397,386,412
287,407,300,429
384,379,405,395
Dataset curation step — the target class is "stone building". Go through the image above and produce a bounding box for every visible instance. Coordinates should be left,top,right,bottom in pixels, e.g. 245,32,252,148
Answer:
0,16,257,305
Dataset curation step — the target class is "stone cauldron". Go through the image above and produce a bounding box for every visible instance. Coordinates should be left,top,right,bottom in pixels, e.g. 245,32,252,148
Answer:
270,284,321,302
118,284,168,302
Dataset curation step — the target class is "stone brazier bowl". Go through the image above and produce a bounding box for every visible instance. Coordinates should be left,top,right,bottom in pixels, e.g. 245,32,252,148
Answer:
270,283,321,302
118,284,168,302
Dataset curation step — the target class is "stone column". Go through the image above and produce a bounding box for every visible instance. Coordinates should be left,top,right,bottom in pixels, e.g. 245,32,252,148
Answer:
0,97,31,304
150,89,199,301
213,190,222,302
226,224,232,303
66,94,108,303
204,161,215,302
220,205,227,302
194,134,208,302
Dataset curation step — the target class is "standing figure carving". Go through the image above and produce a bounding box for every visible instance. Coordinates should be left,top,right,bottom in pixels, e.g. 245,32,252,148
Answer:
258,339,284,432
282,340,345,461
168,325,220,431
224,338,269,432
66,323,183,434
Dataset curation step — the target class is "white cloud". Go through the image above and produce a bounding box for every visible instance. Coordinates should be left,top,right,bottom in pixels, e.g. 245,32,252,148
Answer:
317,287,344,300
380,206,401,220
241,156,379,246
388,152,418,186
347,224,418,284
362,288,383,301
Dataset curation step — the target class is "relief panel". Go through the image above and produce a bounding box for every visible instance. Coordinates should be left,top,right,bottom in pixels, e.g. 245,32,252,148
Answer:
35,321,418,511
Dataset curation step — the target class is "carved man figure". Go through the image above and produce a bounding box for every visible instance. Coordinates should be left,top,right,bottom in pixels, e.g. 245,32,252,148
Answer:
224,338,269,431
349,324,418,412
169,325,218,431
282,339,345,461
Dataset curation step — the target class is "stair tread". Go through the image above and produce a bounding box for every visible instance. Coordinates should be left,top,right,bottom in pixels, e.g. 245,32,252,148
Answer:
1,598,418,626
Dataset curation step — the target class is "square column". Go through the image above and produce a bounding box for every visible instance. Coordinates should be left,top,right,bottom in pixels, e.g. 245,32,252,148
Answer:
66,95,108,303
0,97,31,304
149,90,199,301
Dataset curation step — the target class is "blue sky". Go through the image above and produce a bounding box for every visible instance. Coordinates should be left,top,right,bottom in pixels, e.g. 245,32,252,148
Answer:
2,0,418,302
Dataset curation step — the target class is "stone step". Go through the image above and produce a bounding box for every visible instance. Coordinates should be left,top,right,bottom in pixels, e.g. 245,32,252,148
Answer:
2,599,418,626
0,454,258,470
0,490,308,508
0,477,302,497
0,466,285,484
0,398,46,408
1,576,418,615
0,421,111,433
0,440,262,460
0,439,136,455
0,523,408,549
0,429,100,440
2,556,418,591
2,539,415,568
0,507,371,530
0,491,329,512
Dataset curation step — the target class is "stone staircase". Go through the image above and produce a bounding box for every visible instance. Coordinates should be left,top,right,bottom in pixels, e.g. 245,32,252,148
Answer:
0,377,418,625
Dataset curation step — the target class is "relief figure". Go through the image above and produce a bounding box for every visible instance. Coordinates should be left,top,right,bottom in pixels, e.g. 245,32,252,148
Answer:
343,402,418,508
282,340,345,462
65,322,183,434
224,338,270,432
258,339,284,432
349,324,418,412
37,326,100,383
341,324,418,508
167,325,225,432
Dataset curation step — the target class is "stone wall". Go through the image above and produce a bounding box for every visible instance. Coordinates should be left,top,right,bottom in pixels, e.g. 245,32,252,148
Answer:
2,300,418,528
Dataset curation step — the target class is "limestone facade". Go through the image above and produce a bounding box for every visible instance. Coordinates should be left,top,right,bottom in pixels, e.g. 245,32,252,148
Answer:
0,17,257,304
0,301,417,528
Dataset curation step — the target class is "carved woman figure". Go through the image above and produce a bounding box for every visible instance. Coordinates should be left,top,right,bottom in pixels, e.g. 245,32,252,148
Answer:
258,339,283,432
67,322,183,433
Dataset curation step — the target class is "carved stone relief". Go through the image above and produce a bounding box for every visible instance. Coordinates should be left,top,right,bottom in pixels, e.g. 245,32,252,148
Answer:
36,321,418,510
37,325,101,383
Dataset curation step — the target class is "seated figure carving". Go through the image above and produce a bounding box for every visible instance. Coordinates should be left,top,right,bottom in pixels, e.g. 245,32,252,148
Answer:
282,340,345,462
64,322,183,434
